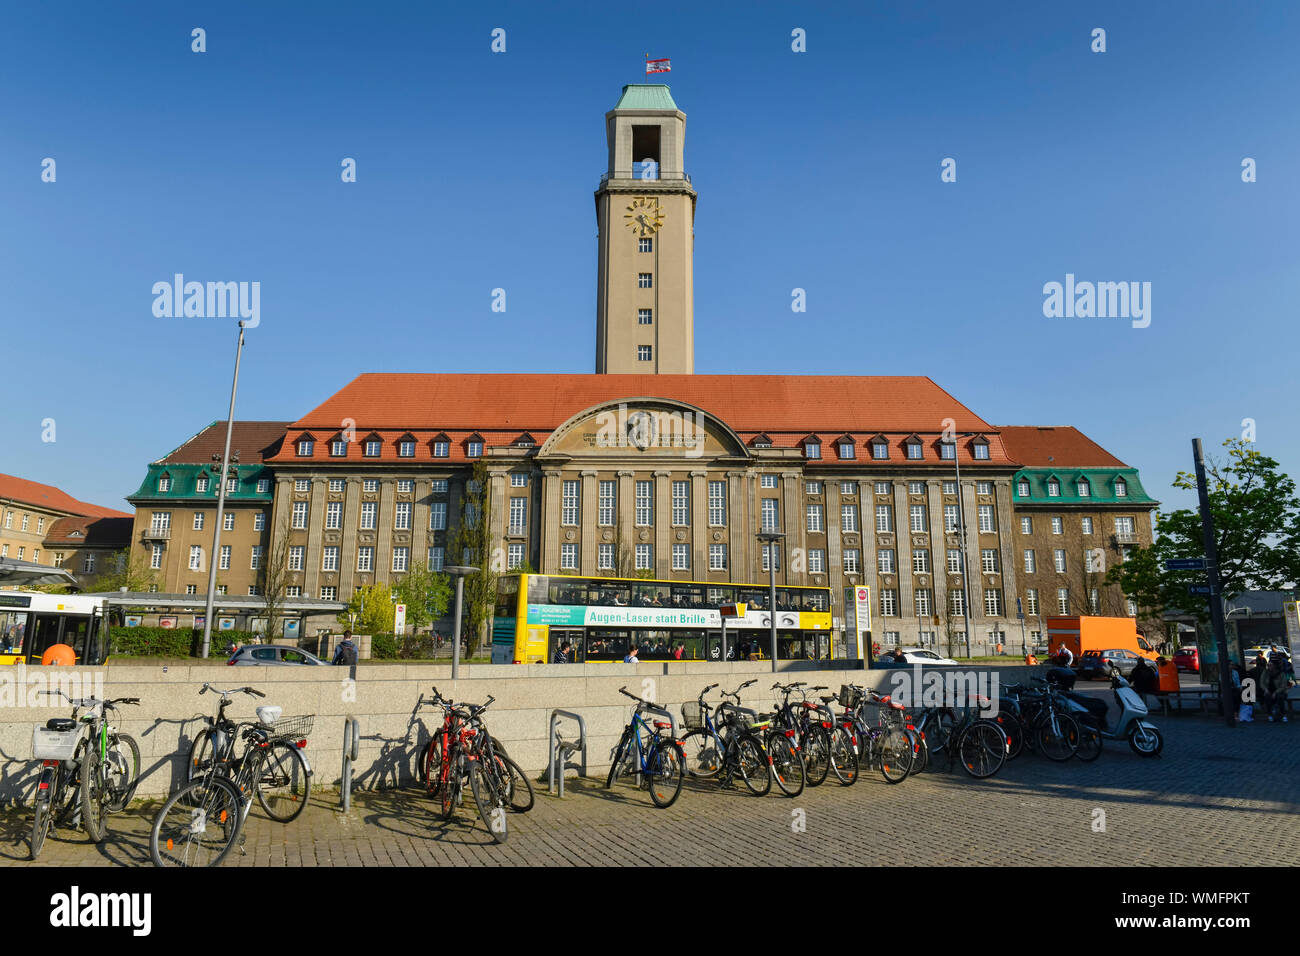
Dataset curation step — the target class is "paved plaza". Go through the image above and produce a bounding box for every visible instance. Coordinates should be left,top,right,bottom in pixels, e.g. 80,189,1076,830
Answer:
3,711,1296,868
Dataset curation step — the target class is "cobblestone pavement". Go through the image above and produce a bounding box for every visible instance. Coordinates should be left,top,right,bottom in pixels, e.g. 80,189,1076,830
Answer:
3,714,1296,867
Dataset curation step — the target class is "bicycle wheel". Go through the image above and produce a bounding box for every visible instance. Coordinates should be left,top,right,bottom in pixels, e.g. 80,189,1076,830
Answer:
467,762,508,843
829,726,859,786
910,734,930,775
605,729,631,789
187,728,216,783
440,753,461,821
29,766,58,861
958,722,1008,779
1074,723,1103,762
801,724,833,787
150,776,243,868
645,739,684,809
105,733,141,813
256,740,311,822
994,712,1024,760
681,729,723,778
766,732,806,797
497,753,535,812
879,729,912,784
1036,712,1079,762
735,735,771,796
424,736,444,795
80,744,109,843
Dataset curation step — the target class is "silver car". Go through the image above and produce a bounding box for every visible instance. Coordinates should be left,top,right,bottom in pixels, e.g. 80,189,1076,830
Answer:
226,645,328,666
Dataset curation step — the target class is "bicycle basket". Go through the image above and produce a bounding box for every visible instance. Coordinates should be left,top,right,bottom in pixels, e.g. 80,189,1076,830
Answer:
838,685,862,709
267,715,314,740
681,701,706,731
32,726,81,761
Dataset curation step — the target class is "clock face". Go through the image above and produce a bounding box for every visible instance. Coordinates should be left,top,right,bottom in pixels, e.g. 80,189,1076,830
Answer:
624,196,665,236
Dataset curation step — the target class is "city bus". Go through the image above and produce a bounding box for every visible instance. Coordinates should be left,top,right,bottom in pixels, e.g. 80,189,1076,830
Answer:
492,573,834,664
0,591,110,666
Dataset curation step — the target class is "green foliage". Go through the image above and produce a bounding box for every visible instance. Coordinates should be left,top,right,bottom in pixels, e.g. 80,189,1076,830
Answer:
391,561,452,632
108,626,260,657
1108,438,1300,623
339,582,396,633
88,548,158,594
371,633,399,659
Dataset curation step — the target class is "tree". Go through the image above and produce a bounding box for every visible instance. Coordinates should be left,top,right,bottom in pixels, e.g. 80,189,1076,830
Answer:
1108,438,1300,624
451,460,498,653
392,561,452,633
85,548,158,594
258,516,293,640
340,582,396,634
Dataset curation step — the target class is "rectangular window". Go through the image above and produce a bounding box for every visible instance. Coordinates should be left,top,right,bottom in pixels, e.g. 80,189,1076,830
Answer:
597,480,616,526
635,543,653,570
556,543,576,570
760,499,779,532
330,440,346,457
977,504,994,533
976,481,992,495
981,548,999,573
806,480,822,495
838,441,856,459
224,512,234,531
883,631,901,646
909,481,926,495
1021,516,1032,534
297,440,313,457
1089,588,1100,613
1051,517,1063,535
506,473,527,488
226,477,238,495
196,476,209,493
806,503,824,533
250,546,262,569
295,479,310,492
1024,549,1036,573
428,547,444,571
672,543,690,571
325,478,342,493
357,547,374,572
394,503,412,530
1114,516,1135,535
950,590,966,616
761,475,778,489
426,502,446,531
940,442,956,460
973,444,989,460
507,543,525,569
363,479,379,493
913,549,931,573
292,501,308,530
364,440,381,457
185,584,198,596
256,478,270,493
985,589,1003,616
671,481,690,525
1018,479,1031,497
53,552,64,568
1081,516,1094,535
843,549,861,573
638,237,652,252
804,442,821,459
320,586,337,600
219,545,231,570
915,588,932,617
635,480,653,525
872,442,889,460
808,549,825,574
322,546,339,571
877,549,895,574
709,544,727,571
398,441,415,458
872,482,889,495
396,479,413,493
597,543,615,570
360,502,377,530
942,480,956,495
1057,588,1070,614
1085,550,1102,573
880,589,898,617
638,273,652,288
287,546,304,571
841,504,859,533
248,585,261,596
1025,589,1039,615
905,442,923,460
392,547,409,572
189,546,202,571
561,480,580,525
150,511,171,533
467,440,484,457
944,504,959,533
875,504,893,533
433,441,449,458
638,308,652,325
909,504,927,532
947,549,962,573
1054,549,1067,573
325,502,342,530
193,512,205,531
707,481,726,525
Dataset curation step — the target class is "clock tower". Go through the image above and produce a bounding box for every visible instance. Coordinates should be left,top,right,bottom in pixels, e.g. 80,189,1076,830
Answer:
595,84,696,374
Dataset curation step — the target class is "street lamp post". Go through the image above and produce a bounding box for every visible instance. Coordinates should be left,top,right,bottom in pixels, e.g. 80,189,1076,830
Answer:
945,435,974,659
201,321,247,659
757,531,785,673
444,566,476,679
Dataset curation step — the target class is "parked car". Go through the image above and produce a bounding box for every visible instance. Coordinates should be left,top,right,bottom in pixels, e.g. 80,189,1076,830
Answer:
885,647,960,666
227,645,328,666
1173,646,1200,673
1243,644,1291,664
1075,648,1144,680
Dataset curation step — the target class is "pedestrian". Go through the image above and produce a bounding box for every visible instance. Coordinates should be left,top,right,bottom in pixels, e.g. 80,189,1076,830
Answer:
890,648,906,665
1232,663,1252,723
623,644,639,664
332,629,358,666
1262,657,1295,723
1055,643,1074,668
551,641,571,664
672,642,684,660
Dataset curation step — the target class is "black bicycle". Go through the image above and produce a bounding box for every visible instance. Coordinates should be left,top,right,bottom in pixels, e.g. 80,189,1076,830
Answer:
680,681,771,795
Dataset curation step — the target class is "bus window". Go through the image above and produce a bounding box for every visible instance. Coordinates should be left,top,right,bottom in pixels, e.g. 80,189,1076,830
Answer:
1,611,28,654
706,586,736,607
27,614,65,664
806,592,829,612
526,576,549,604
775,589,794,611
669,584,704,608
738,589,765,609
61,617,91,660
594,581,631,606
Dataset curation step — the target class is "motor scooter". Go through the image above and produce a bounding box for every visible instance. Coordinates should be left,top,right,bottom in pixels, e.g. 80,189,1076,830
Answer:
1064,664,1163,757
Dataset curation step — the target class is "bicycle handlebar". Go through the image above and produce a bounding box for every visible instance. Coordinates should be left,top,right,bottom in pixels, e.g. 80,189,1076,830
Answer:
199,683,265,698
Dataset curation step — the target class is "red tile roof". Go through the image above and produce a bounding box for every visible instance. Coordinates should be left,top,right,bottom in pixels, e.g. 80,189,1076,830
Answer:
156,421,288,465
0,473,131,519
996,426,1128,468
44,516,134,548
270,374,1011,465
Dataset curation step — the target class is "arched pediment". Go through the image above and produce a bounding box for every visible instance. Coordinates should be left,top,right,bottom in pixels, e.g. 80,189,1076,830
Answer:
538,397,750,459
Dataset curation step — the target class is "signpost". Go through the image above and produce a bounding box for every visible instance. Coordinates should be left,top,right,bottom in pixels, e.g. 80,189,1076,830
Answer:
1164,558,1207,571
719,602,746,661
1186,584,1212,596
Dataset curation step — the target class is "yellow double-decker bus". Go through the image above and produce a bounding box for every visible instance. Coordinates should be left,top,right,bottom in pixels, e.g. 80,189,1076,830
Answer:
492,573,834,664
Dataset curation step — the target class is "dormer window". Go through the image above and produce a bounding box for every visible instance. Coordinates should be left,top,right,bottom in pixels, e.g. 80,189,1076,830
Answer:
513,433,536,448
158,473,172,492
363,437,382,457
871,438,890,460
196,475,209,493
398,438,416,458
466,434,484,458
940,441,956,460
903,435,923,460
1115,477,1128,497
1077,478,1091,497
1047,478,1061,497
1017,479,1030,497
432,433,451,458
971,436,990,460
804,439,821,460
837,437,856,460
296,439,314,457
751,433,773,449
330,439,347,457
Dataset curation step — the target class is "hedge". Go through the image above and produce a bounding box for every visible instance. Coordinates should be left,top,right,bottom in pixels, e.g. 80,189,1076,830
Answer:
371,634,399,659
109,626,261,658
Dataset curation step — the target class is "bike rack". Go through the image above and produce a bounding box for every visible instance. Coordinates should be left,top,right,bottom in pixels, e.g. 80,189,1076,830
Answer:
341,715,360,811
548,709,587,798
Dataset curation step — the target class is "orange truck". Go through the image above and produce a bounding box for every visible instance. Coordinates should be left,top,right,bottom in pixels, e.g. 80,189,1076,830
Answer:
1046,616,1179,692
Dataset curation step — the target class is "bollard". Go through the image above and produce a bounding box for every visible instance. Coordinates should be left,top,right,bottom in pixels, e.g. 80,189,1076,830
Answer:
341,715,360,811
548,709,588,798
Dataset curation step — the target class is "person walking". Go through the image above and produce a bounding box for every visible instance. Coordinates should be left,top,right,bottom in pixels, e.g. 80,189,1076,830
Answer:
332,629,358,666
1263,657,1295,723
552,641,572,664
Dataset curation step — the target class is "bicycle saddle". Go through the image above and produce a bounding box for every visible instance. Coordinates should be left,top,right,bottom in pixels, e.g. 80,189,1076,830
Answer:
46,718,75,731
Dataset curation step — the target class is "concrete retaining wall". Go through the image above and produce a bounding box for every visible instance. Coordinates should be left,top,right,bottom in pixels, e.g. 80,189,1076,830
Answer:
0,660,1032,805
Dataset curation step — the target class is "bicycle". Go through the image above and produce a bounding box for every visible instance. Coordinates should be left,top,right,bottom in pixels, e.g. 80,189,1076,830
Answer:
606,686,685,808
679,681,771,796
834,685,912,784
28,691,140,858
807,685,859,786
423,689,518,841
769,682,832,786
912,701,1008,778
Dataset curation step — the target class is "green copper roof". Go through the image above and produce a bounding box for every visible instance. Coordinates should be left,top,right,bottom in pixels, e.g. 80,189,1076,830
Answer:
1012,467,1156,505
127,463,274,503
612,84,678,111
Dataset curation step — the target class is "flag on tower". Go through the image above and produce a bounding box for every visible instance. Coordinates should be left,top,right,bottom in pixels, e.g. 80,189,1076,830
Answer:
645,56,671,75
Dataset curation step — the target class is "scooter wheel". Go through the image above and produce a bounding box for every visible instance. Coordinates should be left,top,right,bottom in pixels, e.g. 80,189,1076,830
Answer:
1128,724,1163,757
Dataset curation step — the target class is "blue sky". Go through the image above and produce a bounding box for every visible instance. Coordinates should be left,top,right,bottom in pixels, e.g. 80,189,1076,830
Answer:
2,1,1297,514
